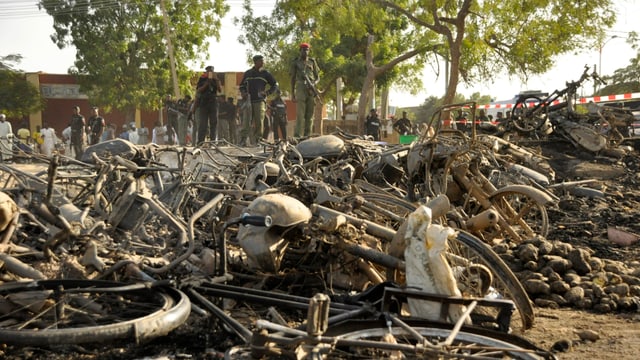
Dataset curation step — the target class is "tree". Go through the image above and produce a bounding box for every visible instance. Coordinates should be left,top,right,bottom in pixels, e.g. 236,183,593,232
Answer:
378,0,616,108
240,0,616,134
0,55,45,118
599,50,640,95
38,0,228,120
237,0,432,134
467,92,492,107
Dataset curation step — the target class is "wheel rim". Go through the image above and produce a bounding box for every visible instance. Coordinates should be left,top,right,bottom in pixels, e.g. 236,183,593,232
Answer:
332,326,546,359
0,280,191,345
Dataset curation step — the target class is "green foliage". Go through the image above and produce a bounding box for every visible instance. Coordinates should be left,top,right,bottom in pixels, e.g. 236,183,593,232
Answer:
475,0,616,81
609,53,640,85
596,46,640,95
38,0,228,113
0,70,45,117
239,0,616,115
467,92,492,106
597,81,640,96
377,0,616,106
237,0,429,106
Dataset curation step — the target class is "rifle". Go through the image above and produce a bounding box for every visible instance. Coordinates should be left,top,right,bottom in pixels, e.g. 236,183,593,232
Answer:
303,73,322,104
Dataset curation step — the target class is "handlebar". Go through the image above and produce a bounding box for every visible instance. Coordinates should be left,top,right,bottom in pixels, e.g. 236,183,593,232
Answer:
240,213,273,228
564,65,605,91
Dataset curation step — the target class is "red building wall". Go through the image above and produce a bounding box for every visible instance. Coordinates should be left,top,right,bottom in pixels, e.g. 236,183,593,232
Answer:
26,72,163,137
17,72,316,141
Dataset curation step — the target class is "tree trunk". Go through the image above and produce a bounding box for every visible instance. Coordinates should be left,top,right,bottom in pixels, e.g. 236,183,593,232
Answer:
356,34,427,135
357,72,377,135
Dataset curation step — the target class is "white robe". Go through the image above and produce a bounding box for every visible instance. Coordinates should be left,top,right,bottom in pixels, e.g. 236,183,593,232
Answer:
0,121,13,161
128,129,139,145
40,127,57,157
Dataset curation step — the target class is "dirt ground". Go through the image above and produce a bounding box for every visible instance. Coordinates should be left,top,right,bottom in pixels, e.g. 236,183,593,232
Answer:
512,139,640,359
517,308,640,360
3,139,640,359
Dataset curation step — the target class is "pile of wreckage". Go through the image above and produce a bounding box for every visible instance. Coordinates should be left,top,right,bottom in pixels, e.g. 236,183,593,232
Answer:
479,65,639,157
1,101,639,359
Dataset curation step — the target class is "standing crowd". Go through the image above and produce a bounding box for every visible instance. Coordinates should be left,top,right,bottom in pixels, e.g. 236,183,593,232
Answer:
182,42,321,147
1,42,328,162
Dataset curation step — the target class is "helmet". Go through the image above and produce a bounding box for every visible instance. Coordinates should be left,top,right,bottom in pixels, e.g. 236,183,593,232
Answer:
237,193,312,272
296,135,345,159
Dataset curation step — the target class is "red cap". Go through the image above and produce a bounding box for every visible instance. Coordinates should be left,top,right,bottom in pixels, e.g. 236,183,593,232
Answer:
299,42,310,49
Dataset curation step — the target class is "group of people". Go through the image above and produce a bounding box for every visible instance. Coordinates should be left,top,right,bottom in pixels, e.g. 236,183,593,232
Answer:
54,105,113,160
2,42,323,161
0,114,42,162
190,42,320,147
365,110,417,142
0,114,13,162
48,106,153,160
0,109,92,161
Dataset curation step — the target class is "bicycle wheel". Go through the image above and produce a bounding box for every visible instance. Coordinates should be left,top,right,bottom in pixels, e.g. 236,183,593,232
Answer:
0,279,191,346
448,231,534,331
489,188,550,241
511,96,547,133
327,322,549,359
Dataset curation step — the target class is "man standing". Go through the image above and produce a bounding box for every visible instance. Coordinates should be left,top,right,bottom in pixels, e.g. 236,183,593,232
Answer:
40,122,57,157
365,108,381,141
196,65,222,144
137,122,149,145
164,95,181,145
128,122,139,145
118,123,129,140
103,124,116,142
290,43,320,137
88,107,105,145
0,114,13,162
239,55,279,146
219,97,238,144
176,95,192,145
70,106,86,160
270,92,288,141
17,122,31,145
392,111,412,135
32,125,43,153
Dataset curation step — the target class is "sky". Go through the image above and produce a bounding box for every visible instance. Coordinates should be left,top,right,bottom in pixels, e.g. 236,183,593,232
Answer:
1,0,638,108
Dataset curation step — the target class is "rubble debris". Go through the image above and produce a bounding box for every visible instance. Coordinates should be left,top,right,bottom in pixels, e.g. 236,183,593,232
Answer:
1,102,639,358
607,226,640,246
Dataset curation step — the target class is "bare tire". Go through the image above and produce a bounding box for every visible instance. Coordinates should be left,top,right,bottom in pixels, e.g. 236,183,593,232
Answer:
490,189,550,241
449,231,535,331
0,279,191,346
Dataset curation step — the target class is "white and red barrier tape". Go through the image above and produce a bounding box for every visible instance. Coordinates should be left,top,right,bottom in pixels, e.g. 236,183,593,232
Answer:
477,92,640,110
